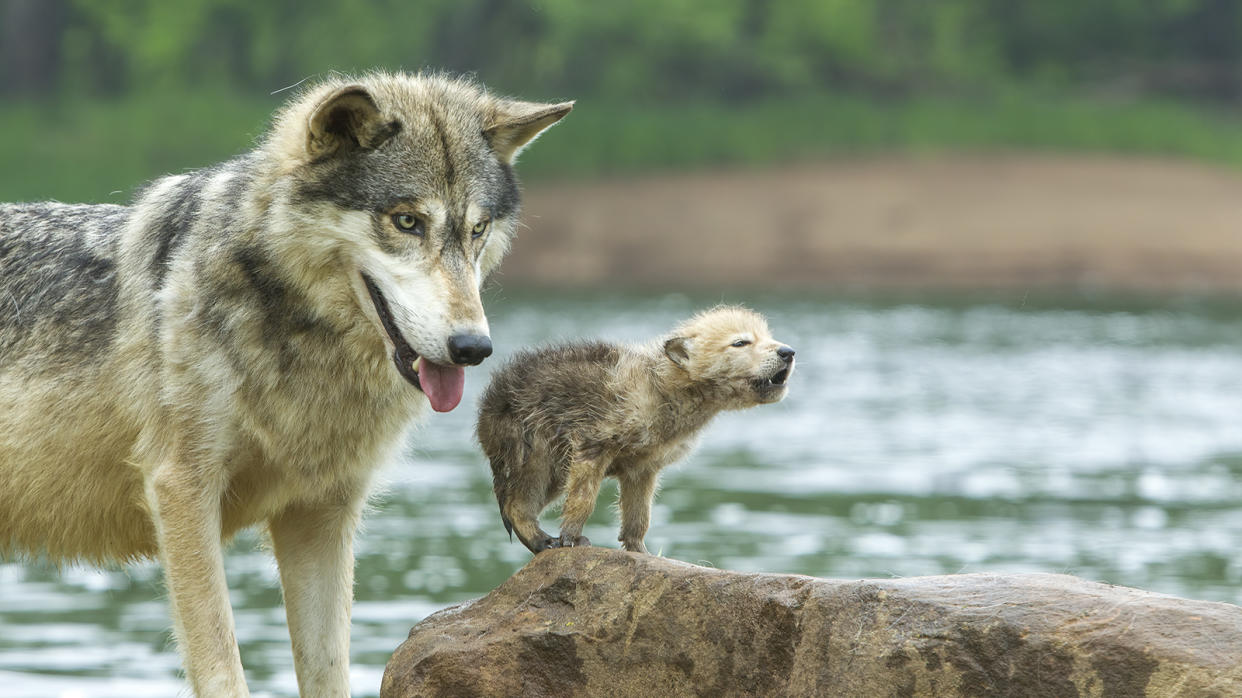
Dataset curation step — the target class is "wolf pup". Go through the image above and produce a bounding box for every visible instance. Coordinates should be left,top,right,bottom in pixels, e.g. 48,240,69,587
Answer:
478,306,795,555
0,73,571,697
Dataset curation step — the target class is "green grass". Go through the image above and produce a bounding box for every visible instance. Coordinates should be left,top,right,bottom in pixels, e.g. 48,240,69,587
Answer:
525,91,1242,177
2,89,1242,203
0,91,274,204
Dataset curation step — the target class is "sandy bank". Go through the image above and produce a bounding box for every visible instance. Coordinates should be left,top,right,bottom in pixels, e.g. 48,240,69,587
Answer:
509,154,1242,292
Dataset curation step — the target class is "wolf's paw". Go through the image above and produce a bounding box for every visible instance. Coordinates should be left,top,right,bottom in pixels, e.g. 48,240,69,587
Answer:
554,535,591,548
621,540,649,555
528,535,558,553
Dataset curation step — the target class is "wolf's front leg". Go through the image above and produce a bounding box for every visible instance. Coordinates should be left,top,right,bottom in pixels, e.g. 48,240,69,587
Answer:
556,453,608,548
618,469,659,554
270,501,362,698
147,462,250,697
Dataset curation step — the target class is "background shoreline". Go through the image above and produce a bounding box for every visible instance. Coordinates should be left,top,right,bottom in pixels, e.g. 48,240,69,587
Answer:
506,152,1242,293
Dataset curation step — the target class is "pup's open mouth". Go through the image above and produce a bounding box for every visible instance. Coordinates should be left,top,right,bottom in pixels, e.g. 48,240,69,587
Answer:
752,364,793,392
361,273,465,413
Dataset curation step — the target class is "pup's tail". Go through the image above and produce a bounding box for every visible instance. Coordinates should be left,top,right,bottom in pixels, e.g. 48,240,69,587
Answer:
500,508,515,542
485,428,528,545
496,479,542,551
492,469,514,542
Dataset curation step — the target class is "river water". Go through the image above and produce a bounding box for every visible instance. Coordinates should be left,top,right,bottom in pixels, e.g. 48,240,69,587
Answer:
4,289,1242,696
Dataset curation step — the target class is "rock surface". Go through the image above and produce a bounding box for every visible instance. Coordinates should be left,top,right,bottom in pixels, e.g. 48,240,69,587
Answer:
382,547,1242,697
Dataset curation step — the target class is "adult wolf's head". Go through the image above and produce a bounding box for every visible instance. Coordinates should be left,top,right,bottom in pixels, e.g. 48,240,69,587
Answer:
267,73,571,412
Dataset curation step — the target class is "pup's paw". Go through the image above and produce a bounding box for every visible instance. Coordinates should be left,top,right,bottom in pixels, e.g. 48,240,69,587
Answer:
621,540,649,554
528,535,557,553
553,535,591,548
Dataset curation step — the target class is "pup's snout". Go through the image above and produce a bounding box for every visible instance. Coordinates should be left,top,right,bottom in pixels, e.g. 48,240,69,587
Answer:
447,334,493,366
777,345,796,363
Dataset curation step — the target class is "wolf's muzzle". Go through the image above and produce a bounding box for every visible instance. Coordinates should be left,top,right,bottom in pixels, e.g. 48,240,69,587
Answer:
360,272,424,389
447,334,493,366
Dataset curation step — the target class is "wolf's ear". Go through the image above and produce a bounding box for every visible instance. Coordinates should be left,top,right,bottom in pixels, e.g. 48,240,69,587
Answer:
664,337,691,368
307,85,400,160
485,100,574,164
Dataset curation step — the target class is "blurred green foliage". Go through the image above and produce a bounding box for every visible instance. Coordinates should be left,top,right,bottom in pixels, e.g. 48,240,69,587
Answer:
1,0,1241,201
7,0,1241,101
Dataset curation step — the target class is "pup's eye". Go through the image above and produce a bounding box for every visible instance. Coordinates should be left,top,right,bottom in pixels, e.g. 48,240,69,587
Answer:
731,339,752,348
392,214,424,236
471,219,490,238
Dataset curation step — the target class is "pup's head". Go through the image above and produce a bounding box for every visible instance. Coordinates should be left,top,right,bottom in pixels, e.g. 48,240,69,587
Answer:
267,73,572,412
662,306,795,408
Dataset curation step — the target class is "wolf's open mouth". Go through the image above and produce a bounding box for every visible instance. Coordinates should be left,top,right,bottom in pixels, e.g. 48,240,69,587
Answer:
360,273,467,412
770,367,791,386
361,273,423,390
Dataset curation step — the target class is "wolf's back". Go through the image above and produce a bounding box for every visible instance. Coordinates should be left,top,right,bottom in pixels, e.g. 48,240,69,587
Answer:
0,203,130,368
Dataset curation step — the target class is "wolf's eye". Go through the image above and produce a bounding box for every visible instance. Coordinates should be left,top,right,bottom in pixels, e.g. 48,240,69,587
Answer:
731,339,752,348
471,219,490,238
392,214,424,236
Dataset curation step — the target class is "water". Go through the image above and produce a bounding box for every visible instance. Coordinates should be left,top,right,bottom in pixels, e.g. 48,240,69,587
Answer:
4,289,1242,696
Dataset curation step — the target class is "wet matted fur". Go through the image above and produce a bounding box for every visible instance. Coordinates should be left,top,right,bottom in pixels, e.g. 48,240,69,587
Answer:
478,306,795,555
0,72,571,697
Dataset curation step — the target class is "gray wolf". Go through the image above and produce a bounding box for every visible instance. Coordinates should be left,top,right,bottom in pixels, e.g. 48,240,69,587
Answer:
477,306,795,555
0,72,571,697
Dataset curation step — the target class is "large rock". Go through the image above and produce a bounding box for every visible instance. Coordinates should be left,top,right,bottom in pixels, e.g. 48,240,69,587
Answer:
382,548,1242,697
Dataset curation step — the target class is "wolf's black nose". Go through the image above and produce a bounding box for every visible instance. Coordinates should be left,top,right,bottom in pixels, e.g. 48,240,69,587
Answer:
448,334,493,366
777,345,796,362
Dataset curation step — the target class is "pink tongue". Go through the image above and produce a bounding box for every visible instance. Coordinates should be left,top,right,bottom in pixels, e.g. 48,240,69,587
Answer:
418,358,465,413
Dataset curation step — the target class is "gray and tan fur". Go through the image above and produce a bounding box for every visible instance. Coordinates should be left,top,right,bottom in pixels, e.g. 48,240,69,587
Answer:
477,306,795,555
0,71,571,697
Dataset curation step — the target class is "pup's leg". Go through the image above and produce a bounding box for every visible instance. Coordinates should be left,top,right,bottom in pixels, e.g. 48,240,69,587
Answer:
493,446,559,553
556,454,607,548
147,461,249,697
269,501,361,698
617,469,659,554
501,496,558,553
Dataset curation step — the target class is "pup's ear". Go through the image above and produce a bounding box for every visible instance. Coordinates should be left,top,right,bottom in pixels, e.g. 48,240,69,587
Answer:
307,85,401,160
664,337,691,368
485,99,574,164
